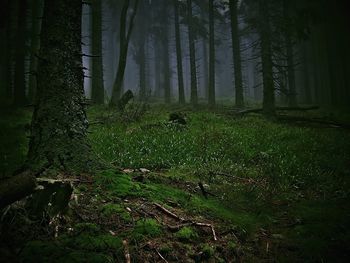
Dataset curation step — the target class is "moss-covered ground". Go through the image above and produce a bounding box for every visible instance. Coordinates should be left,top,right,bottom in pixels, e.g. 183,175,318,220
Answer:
1,104,350,262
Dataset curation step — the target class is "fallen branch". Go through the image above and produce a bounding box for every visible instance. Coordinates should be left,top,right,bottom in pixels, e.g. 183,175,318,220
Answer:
277,115,350,129
154,203,185,221
153,203,218,241
237,106,319,115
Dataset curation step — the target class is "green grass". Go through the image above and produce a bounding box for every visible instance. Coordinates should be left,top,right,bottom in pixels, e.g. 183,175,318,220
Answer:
2,104,350,261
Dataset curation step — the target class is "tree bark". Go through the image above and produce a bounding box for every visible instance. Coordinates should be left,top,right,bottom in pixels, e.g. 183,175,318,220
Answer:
91,0,105,104
208,0,216,107
174,0,185,104
229,0,244,108
187,0,198,107
27,0,101,174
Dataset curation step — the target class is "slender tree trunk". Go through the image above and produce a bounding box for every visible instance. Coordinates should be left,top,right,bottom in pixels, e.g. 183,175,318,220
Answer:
187,0,198,106
258,0,275,115
27,0,100,174
13,0,28,106
91,0,105,104
0,0,11,99
174,0,185,104
283,0,297,107
110,0,139,106
138,40,146,99
229,0,244,108
28,0,43,103
162,5,171,104
208,0,216,107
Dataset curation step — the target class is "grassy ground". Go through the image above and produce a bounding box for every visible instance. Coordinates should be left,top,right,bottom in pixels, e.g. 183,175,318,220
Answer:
1,103,350,262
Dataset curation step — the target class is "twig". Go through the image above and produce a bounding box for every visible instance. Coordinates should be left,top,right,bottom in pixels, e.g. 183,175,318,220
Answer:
193,222,218,241
155,249,169,263
123,240,131,263
154,203,185,221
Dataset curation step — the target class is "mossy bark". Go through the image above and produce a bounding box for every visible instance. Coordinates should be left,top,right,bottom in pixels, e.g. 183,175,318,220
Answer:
26,0,101,174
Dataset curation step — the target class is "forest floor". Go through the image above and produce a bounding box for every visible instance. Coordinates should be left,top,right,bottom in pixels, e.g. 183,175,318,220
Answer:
1,103,350,262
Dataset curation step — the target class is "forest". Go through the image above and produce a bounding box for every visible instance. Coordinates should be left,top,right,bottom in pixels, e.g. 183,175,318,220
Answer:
0,0,349,262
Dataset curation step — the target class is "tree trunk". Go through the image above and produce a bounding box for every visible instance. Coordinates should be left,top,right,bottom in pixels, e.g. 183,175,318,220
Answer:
91,0,105,104
283,0,297,107
0,0,11,99
258,0,275,115
110,0,139,106
162,5,171,104
27,0,100,174
229,0,244,108
208,0,216,107
138,39,146,99
187,0,198,106
13,0,28,107
28,0,43,103
174,0,185,104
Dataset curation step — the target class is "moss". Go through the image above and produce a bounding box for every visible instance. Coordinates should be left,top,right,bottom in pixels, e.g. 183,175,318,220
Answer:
201,244,215,259
74,223,100,234
100,203,131,222
175,227,198,242
132,219,162,241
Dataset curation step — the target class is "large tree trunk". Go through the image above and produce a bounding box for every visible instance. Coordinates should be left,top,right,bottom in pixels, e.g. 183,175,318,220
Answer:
229,0,244,108
187,0,198,107
26,0,99,174
258,0,275,115
13,0,28,107
208,0,216,107
28,0,43,103
91,0,105,104
174,0,185,104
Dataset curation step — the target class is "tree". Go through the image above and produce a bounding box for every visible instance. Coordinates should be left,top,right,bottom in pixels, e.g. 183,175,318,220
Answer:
258,0,275,115
208,0,216,107
91,0,105,104
13,0,28,106
282,0,297,107
187,0,198,106
26,0,100,173
110,0,139,106
173,0,185,104
229,0,244,108
28,0,43,103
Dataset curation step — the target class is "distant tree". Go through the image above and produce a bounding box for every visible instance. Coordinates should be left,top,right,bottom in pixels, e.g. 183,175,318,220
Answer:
13,0,28,106
258,0,275,115
173,0,185,104
229,0,244,108
208,0,216,107
110,0,139,106
0,0,11,99
28,0,43,103
186,0,198,106
91,0,105,104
